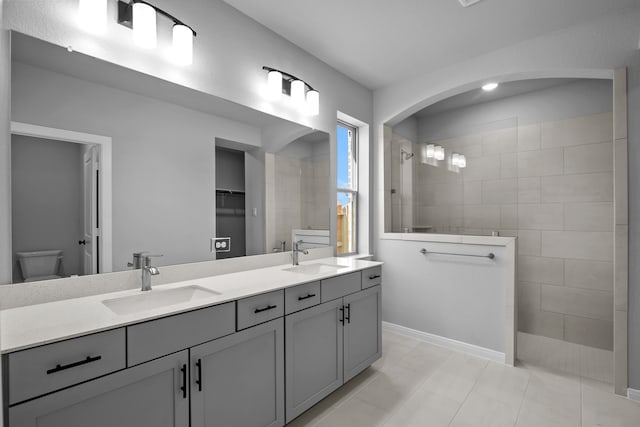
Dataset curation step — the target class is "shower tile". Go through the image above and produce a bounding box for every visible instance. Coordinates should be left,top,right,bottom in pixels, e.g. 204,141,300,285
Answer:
517,230,541,256
482,127,517,155
517,204,564,230
482,179,517,204
564,259,613,292
518,124,541,152
500,153,517,178
518,177,540,203
563,142,613,175
463,205,500,229
541,112,613,148
518,256,564,285
564,315,613,350
518,309,564,339
517,282,541,312
540,173,613,203
462,154,500,182
500,205,517,229
541,231,613,261
564,202,613,232
517,148,563,177
541,285,613,321
463,181,482,205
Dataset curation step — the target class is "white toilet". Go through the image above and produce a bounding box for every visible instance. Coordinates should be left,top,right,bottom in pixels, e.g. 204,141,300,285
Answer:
16,250,63,282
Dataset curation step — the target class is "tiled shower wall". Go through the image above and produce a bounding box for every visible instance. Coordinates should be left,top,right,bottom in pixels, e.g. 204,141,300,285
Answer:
272,154,329,249
415,112,614,350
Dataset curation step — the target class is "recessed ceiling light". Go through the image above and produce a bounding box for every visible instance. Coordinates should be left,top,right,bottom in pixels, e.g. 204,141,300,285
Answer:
482,82,499,91
458,0,484,8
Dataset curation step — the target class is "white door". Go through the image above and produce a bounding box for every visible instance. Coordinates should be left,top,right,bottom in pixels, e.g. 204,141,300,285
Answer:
82,146,99,275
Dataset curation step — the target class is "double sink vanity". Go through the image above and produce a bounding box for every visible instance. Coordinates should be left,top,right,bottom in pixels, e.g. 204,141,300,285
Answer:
1,258,383,427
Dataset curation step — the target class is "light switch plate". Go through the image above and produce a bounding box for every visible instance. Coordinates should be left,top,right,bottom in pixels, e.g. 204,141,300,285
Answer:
211,237,231,253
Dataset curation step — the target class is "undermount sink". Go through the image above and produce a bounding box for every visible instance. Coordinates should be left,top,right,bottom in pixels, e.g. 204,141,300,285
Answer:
102,286,221,315
283,263,348,275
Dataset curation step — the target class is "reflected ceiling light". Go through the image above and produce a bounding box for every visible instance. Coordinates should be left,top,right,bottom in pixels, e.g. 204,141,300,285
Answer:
78,0,108,34
262,66,320,116
435,146,445,161
425,144,435,158
133,2,157,48
452,153,467,168
118,1,197,65
482,82,499,91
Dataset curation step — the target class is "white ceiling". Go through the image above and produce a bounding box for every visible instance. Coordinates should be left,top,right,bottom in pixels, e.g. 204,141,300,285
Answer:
223,0,637,89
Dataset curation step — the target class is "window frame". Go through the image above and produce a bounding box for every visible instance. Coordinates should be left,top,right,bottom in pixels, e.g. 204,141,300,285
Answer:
336,120,358,256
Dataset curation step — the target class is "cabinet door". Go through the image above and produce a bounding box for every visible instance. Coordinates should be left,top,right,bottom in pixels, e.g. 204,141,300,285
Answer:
9,350,189,427
190,318,284,427
285,298,344,424
343,285,382,382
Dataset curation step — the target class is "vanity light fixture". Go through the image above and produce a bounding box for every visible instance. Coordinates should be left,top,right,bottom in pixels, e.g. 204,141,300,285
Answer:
482,82,499,91
451,153,467,168
425,144,436,158
117,0,196,65
78,0,108,34
434,145,445,161
262,66,320,116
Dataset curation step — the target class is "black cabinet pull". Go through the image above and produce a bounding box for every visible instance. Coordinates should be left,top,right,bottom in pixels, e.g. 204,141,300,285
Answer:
254,304,277,313
195,359,202,392
339,306,344,324
78,240,87,246
298,293,316,301
180,364,187,399
369,274,381,280
46,355,102,375
345,304,351,324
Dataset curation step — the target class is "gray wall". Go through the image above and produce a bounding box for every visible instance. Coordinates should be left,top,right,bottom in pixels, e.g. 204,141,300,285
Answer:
215,147,245,192
11,61,264,271
418,79,613,142
627,56,640,390
11,135,83,281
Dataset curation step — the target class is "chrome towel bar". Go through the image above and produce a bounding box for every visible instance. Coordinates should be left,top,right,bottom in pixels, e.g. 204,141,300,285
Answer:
419,248,495,260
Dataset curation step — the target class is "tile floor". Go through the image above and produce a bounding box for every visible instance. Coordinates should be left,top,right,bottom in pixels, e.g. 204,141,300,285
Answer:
286,330,640,427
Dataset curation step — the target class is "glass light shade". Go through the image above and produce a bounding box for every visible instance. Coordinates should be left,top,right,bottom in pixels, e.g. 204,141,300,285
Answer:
458,155,467,168
425,144,435,158
78,0,107,34
291,79,306,109
306,90,320,116
266,70,283,100
172,24,193,66
133,2,157,49
452,153,461,166
435,145,445,161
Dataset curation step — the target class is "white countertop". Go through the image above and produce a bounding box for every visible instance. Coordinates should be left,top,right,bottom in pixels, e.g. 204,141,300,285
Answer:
0,257,382,354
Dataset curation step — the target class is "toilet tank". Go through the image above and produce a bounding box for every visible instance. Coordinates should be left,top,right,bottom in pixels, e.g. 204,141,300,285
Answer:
16,250,63,280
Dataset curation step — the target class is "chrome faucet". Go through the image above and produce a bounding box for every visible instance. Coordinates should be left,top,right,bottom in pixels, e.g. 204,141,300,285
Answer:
141,254,162,291
127,251,148,269
292,240,309,266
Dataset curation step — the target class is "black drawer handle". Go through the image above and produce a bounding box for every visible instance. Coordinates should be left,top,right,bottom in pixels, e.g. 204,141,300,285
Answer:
254,304,277,314
46,355,102,375
339,306,344,324
298,293,316,301
195,359,202,392
369,274,381,280
345,303,351,324
180,364,187,399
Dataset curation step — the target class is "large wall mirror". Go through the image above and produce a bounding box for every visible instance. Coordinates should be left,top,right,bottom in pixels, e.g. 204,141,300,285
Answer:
8,32,330,284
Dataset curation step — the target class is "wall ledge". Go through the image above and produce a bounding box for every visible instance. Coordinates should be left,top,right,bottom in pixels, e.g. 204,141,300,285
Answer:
628,388,640,402
379,232,516,247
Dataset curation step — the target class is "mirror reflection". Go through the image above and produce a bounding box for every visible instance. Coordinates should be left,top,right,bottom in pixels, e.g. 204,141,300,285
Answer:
8,32,330,283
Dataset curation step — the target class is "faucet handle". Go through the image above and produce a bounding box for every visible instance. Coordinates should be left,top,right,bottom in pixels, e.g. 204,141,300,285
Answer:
127,251,149,268
142,254,163,267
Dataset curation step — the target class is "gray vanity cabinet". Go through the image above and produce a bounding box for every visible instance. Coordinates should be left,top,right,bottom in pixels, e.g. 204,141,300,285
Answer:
284,298,345,423
8,350,190,427
343,285,382,382
285,284,382,423
190,318,285,427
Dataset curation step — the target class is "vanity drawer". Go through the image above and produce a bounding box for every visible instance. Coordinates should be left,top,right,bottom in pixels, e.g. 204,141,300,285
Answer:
8,328,126,405
284,281,321,314
127,302,235,366
321,272,362,302
237,290,284,330
362,266,382,289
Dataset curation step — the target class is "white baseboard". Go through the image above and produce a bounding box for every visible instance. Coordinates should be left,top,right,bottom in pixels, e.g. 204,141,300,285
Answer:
628,388,640,402
382,321,506,364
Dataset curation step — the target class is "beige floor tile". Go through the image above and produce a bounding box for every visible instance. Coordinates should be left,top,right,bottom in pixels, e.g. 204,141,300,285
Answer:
450,390,520,427
381,389,460,427
397,341,452,373
582,378,640,427
313,396,388,427
354,364,426,411
473,361,530,407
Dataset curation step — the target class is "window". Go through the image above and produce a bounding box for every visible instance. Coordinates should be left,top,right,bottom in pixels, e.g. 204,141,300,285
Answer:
337,122,357,254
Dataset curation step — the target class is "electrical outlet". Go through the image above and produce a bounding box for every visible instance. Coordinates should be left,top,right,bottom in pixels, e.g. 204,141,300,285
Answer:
211,237,231,253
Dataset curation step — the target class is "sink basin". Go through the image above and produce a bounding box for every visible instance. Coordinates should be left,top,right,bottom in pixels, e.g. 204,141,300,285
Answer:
283,263,348,275
102,286,221,315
